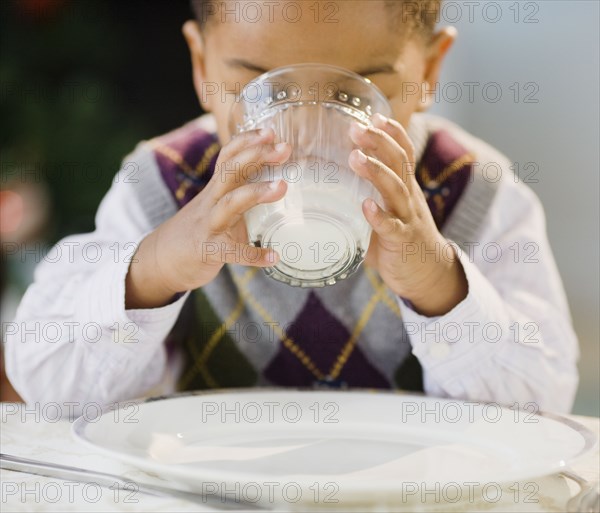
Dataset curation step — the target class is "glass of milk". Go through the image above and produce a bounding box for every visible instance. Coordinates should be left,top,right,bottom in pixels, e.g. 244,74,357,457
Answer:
229,63,392,287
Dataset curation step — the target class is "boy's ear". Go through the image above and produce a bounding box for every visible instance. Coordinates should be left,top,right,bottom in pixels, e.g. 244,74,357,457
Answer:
182,20,212,112
417,27,457,112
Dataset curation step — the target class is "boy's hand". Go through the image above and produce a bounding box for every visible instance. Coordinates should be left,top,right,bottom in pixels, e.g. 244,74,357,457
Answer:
348,114,468,317
126,128,291,309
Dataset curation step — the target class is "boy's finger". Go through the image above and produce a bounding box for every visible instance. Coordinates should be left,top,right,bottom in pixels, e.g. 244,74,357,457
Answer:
362,198,406,242
210,141,291,200
372,113,419,188
349,149,412,221
372,114,417,166
349,121,415,190
210,180,287,232
218,127,275,162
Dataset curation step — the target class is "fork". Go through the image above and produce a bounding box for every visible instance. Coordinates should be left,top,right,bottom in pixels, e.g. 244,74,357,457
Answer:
563,470,600,513
0,452,267,511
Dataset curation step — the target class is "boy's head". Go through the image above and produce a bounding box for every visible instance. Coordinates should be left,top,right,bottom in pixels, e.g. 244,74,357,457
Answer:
183,0,454,143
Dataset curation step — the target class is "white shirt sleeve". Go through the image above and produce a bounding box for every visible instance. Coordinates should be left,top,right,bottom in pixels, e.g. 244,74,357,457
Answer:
399,178,579,413
4,148,187,416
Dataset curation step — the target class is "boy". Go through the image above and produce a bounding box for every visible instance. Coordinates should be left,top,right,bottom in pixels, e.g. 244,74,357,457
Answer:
5,0,578,414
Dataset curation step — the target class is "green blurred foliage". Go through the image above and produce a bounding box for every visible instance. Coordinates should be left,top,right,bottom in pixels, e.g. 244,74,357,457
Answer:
1,0,198,240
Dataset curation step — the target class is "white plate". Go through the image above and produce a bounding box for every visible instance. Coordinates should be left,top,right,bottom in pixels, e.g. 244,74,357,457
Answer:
72,389,596,509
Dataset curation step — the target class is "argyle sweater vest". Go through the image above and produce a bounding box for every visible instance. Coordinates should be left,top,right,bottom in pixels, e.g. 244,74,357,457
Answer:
146,114,492,393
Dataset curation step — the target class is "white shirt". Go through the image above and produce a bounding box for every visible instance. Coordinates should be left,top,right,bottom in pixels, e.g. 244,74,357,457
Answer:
4,116,579,416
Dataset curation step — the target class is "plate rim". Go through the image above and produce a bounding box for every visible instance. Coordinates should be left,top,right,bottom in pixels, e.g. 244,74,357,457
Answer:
71,388,599,493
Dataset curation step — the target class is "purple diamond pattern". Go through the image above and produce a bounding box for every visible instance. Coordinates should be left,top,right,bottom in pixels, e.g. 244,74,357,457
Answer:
264,292,390,388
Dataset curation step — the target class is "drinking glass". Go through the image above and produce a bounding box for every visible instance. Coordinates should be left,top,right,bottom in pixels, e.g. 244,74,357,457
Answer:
229,63,392,287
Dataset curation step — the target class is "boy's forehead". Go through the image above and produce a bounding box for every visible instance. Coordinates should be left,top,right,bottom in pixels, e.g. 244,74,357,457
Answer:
205,0,408,72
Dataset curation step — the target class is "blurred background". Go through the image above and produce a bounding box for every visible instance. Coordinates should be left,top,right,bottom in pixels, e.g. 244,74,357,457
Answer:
1,0,598,414
430,0,599,415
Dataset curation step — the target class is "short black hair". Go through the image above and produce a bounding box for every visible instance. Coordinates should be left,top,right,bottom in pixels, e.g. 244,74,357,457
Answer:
191,0,442,38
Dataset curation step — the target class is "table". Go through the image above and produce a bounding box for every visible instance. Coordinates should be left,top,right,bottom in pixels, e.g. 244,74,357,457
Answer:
1,403,598,512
